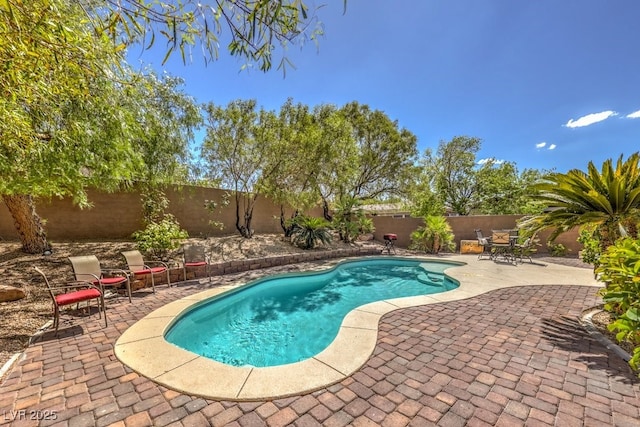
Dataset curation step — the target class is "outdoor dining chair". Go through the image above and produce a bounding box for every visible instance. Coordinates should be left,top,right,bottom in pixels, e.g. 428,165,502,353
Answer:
490,230,515,263
69,255,132,303
121,250,171,292
513,233,538,264
34,266,106,333
474,229,493,260
182,244,211,282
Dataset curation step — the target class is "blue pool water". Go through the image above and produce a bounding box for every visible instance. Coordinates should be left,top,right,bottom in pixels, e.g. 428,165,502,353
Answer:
165,258,459,367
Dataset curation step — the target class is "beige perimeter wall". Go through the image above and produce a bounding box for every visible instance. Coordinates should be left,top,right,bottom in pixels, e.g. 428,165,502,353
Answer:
371,214,581,255
0,185,317,240
0,186,581,255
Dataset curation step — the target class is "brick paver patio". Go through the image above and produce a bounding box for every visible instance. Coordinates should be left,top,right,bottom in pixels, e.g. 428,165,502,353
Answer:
1,258,639,426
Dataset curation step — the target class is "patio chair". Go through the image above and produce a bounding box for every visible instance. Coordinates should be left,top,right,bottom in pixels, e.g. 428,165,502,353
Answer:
69,255,132,303
474,229,492,260
513,234,537,264
121,250,171,292
182,244,211,282
490,230,514,262
34,266,106,333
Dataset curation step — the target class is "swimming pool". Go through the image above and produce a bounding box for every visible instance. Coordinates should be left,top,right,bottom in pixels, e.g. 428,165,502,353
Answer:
165,257,459,367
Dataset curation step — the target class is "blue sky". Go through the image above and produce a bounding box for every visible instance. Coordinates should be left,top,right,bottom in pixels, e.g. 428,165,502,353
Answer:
128,0,640,173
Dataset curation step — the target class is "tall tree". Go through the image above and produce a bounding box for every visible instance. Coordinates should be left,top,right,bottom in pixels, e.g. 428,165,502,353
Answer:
424,136,481,216
201,99,281,238
125,72,202,223
419,137,545,216
1,0,139,252
1,0,320,252
259,100,352,235
340,102,418,201
475,161,547,215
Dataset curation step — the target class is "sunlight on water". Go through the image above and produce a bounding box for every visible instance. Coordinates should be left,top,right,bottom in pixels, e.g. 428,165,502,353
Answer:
165,258,458,367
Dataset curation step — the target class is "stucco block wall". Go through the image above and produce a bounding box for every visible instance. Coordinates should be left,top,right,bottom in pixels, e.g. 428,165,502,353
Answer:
371,214,582,255
0,185,581,256
0,186,318,240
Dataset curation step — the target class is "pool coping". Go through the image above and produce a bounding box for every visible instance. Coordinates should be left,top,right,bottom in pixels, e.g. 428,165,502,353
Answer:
114,255,602,401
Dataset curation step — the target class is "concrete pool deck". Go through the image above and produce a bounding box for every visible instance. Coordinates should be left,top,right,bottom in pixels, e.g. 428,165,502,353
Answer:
114,256,601,401
1,253,639,426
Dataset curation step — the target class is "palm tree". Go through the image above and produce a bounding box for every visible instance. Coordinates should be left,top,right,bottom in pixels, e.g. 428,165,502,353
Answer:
290,216,333,249
519,153,640,248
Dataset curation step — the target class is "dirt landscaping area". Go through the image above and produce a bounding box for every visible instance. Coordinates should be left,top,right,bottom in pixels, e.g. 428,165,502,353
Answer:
0,234,361,371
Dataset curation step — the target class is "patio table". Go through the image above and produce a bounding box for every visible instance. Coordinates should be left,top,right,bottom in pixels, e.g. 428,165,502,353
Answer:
490,230,518,263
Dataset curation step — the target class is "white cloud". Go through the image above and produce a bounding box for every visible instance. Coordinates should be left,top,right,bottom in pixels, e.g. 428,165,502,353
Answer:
535,142,547,149
548,144,556,150
565,110,617,128
626,110,640,119
477,158,505,165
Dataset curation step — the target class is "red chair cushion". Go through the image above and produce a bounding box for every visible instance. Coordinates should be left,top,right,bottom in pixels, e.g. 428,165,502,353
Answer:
94,277,127,286
185,262,207,267
134,267,166,276
55,289,102,306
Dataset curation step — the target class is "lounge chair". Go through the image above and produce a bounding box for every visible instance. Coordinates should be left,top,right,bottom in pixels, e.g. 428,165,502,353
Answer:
69,255,132,303
34,266,106,333
182,244,211,282
121,250,171,292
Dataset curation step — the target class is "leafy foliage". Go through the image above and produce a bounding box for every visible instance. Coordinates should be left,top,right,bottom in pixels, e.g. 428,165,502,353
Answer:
201,99,281,238
417,137,546,215
546,242,568,257
331,196,373,243
92,0,325,73
289,216,333,249
409,216,456,254
596,238,640,373
577,224,602,267
339,102,418,201
132,215,189,260
0,0,324,253
520,153,640,247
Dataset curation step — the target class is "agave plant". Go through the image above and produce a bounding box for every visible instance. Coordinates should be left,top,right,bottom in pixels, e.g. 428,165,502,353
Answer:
519,153,640,249
290,216,333,249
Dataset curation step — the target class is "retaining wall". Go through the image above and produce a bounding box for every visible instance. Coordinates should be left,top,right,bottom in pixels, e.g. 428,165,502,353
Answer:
136,245,382,288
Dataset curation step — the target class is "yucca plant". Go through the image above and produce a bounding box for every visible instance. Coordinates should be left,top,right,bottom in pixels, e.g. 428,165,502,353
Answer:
289,216,333,249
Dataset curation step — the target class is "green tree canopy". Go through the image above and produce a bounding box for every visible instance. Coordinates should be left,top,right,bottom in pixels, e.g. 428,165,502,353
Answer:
201,99,282,238
1,0,322,252
419,136,545,215
340,101,418,201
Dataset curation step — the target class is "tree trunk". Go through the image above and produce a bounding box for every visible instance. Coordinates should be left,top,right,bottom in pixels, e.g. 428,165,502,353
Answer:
234,192,255,238
322,198,332,222
2,194,51,254
280,206,299,237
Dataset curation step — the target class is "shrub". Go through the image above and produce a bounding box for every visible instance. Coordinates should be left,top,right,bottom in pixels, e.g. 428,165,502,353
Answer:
331,196,373,243
289,216,333,249
596,238,640,374
577,225,602,267
547,241,568,257
409,216,456,254
132,215,189,260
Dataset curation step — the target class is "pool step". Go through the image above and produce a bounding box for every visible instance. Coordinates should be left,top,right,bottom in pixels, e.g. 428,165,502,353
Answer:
417,272,443,284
